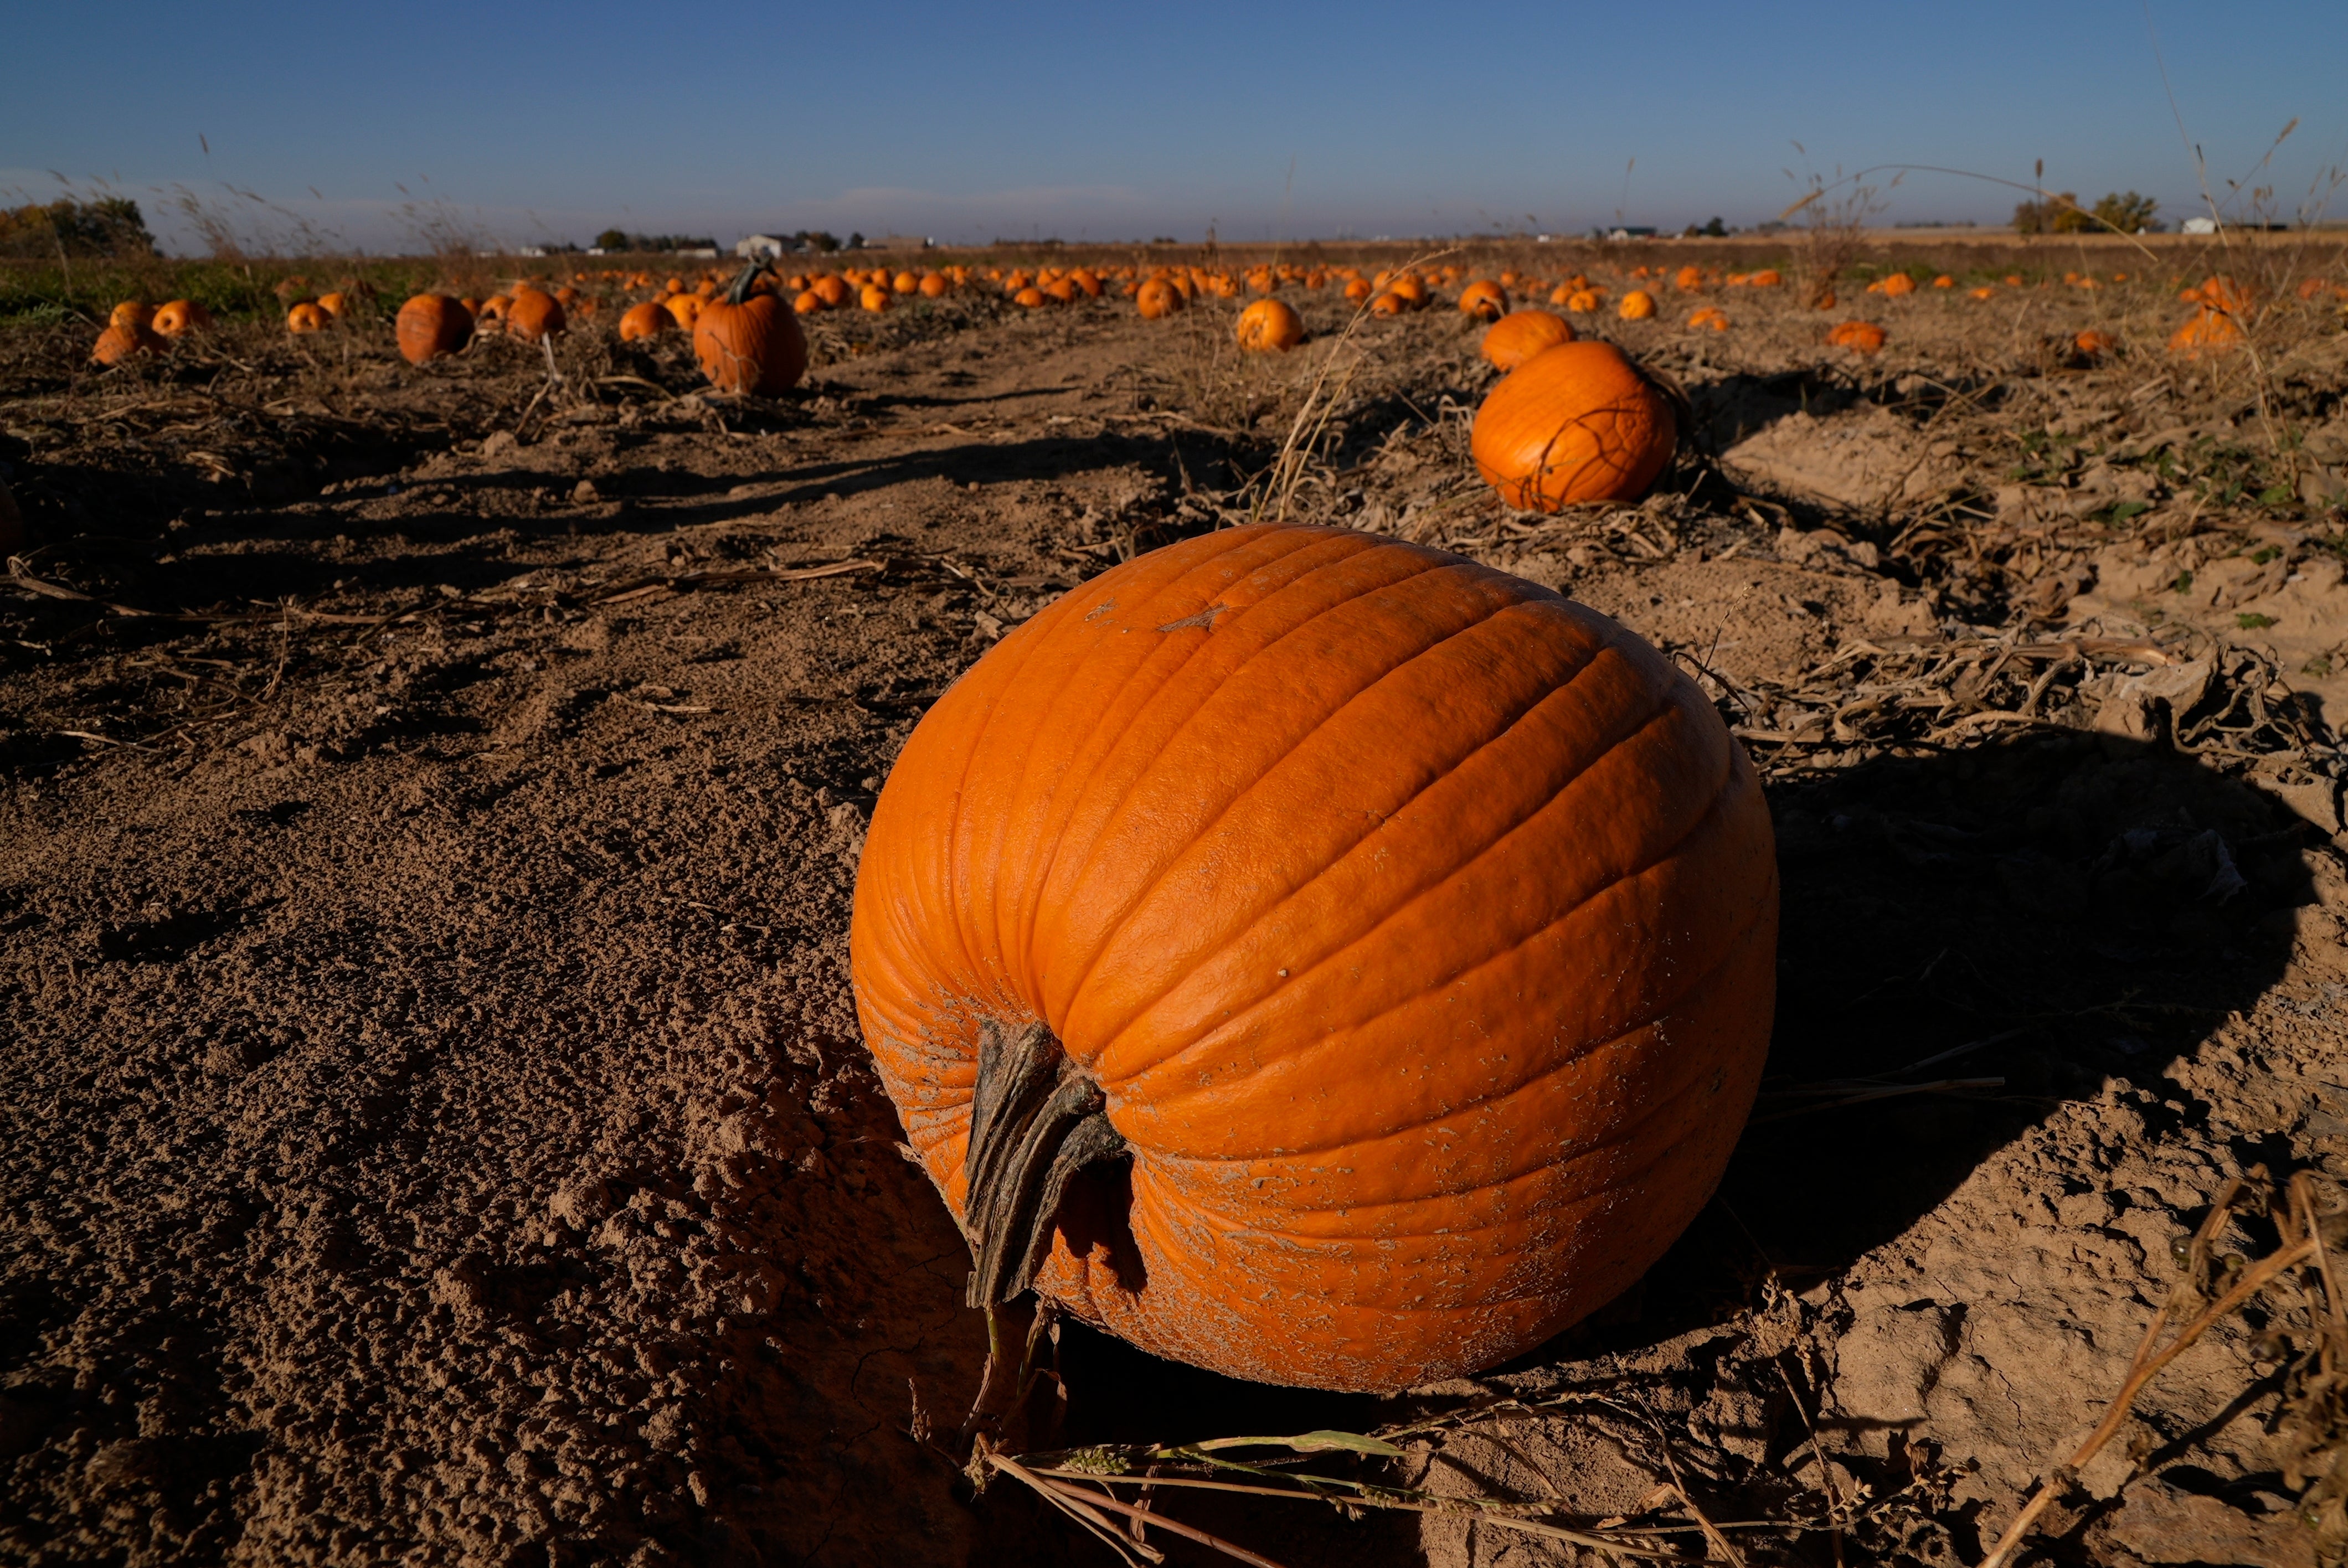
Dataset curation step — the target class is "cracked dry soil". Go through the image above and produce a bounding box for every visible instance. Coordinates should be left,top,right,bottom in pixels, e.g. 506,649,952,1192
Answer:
4,259,2347,1567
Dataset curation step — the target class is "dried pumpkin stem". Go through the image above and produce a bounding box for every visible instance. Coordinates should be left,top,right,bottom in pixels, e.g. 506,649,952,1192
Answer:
963,1019,1127,1309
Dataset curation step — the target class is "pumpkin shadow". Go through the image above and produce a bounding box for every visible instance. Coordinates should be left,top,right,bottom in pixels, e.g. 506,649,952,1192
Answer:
1597,728,2323,1350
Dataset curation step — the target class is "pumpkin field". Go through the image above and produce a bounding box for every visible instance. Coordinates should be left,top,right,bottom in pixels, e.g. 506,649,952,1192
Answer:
5,234,2348,1567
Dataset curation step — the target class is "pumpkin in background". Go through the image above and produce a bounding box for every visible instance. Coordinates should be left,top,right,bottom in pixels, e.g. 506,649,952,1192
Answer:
618,299,672,340
1932,274,1955,288
506,287,565,342
1673,265,1704,292
1012,286,1048,309
893,271,920,295
1878,273,1917,298
661,293,702,330
1042,278,1079,304
1562,288,1602,314
1471,341,1677,511
1617,290,1657,321
1135,278,1185,318
1458,280,1508,322
1368,291,1408,317
919,273,950,298
1343,277,1373,305
316,290,353,319
1747,269,1782,288
850,522,1777,1392
1068,268,1104,297
1828,320,1887,354
151,299,211,337
1687,306,1729,332
2074,329,2117,358
2169,308,2243,357
812,276,851,308
793,289,825,315
286,301,329,334
1480,308,1575,371
395,295,474,364
109,301,155,332
1235,297,1305,352
694,261,808,396
860,284,893,313
1969,286,1994,300
1386,274,1428,310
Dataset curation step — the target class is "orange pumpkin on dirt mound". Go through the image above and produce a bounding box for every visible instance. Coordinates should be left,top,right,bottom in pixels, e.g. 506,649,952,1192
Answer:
850,523,1778,1392
395,295,473,364
1829,320,1887,355
1472,341,1678,510
1235,297,1304,352
694,263,808,396
1479,308,1575,371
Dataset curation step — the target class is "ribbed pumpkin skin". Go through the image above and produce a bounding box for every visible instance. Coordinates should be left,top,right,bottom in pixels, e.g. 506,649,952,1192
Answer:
395,295,473,365
1471,342,1676,511
1481,308,1575,371
693,293,807,395
851,525,1777,1392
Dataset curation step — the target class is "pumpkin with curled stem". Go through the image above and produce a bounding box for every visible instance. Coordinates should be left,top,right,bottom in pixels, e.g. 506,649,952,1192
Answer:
850,524,1777,1392
1235,297,1304,352
504,287,565,343
1479,308,1575,371
1457,279,1508,322
693,262,807,395
1471,341,1678,511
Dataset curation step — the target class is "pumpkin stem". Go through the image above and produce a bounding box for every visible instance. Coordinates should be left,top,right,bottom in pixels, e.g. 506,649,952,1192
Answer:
962,1019,1127,1308
724,258,765,308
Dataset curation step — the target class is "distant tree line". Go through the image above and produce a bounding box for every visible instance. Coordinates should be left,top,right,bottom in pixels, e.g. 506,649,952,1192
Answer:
2013,191,2161,235
593,228,721,252
0,197,158,260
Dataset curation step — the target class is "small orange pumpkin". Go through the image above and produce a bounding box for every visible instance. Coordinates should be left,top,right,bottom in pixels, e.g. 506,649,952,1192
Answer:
1827,320,1887,354
1479,308,1575,371
395,294,474,364
852,523,1776,1392
1747,270,1783,288
1368,291,1408,317
919,273,949,298
1617,290,1657,321
694,262,809,396
1687,306,1729,332
1457,280,1508,322
1471,341,1678,511
1673,265,1704,292
2169,308,2243,357
286,301,329,334
1235,297,1305,352
2074,329,2117,357
1878,273,1917,297
1012,286,1048,309
860,284,893,313
1343,277,1373,305
793,290,824,314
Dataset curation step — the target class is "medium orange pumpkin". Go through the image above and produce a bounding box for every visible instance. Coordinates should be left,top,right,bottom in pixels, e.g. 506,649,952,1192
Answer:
1674,265,1704,292
109,301,155,332
506,287,565,342
662,293,703,330
1235,297,1305,352
1687,306,1729,332
919,273,950,298
1368,291,1408,317
1343,277,1373,305
860,284,893,313
1480,308,1575,371
1471,341,1678,511
1135,278,1184,318
1878,272,1917,298
1012,286,1047,309
92,321,163,364
1617,290,1657,321
851,523,1777,1392
619,299,672,339
694,262,808,396
1457,280,1508,322
395,294,474,364
1747,269,1782,288
2169,308,2243,357
150,300,210,337
286,301,329,334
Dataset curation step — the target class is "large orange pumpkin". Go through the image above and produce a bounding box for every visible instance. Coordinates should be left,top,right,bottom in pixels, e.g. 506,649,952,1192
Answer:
850,523,1778,1392
1235,297,1305,352
395,294,474,364
1480,308,1575,371
694,262,808,396
1471,342,1677,510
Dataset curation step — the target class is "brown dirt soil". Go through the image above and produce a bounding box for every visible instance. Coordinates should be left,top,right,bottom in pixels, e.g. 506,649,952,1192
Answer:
4,249,2347,1566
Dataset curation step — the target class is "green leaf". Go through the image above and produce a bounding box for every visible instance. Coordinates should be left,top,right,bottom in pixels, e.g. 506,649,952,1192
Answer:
2172,570,2195,593
2258,484,2297,507
1188,1430,1407,1458
2108,500,2150,523
2237,612,2278,630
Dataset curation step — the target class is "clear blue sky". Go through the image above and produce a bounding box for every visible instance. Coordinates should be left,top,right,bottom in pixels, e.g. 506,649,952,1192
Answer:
7,1,2342,253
